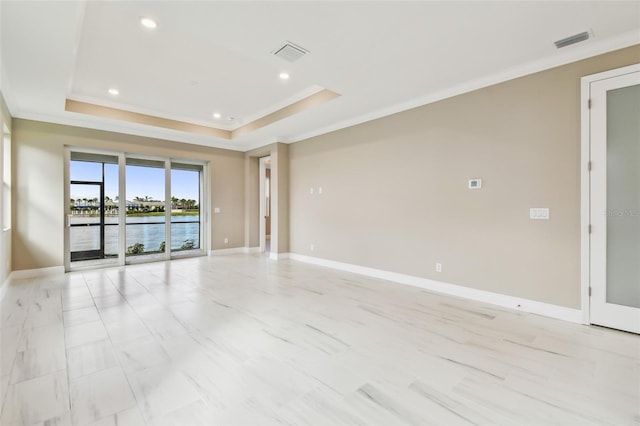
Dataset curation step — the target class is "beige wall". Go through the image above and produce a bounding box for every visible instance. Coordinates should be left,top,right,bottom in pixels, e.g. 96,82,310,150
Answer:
289,45,640,309
0,92,12,286
12,119,245,271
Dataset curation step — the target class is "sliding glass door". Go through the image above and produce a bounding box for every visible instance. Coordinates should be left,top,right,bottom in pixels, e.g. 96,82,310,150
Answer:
66,149,207,270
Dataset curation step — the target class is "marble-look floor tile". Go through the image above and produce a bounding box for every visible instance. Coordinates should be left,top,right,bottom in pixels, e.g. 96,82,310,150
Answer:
143,316,189,341
18,324,64,352
150,400,219,426
28,411,73,426
114,336,170,373
1,255,639,426
0,305,27,329
93,294,127,309
67,339,119,380
62,294,94,312
70,367,137,425
86,407,146,426
23,307,63,329
65,321,109,348
30,288,62,311
127,363,203,421
104,318,151,344
1,370,69,425
63,306,101,328
1,327,22,375
96,304,139,325
10,341,66,384
0,374,9,415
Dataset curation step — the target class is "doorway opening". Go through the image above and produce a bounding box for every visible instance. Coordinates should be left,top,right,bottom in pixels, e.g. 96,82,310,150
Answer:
259,156,271,254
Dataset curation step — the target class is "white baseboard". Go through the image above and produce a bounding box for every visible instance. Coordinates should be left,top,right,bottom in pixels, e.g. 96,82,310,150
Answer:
270,252,290,260
209,247,261,256
289,253,583,324
10,266,65,280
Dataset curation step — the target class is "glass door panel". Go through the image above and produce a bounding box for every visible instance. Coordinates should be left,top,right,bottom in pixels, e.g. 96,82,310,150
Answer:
125,158,166,261
69,183,103,261
170,163,202,254
606,83,640,309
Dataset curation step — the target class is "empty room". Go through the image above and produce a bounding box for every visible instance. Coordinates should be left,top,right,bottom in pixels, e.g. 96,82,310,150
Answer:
1,1,639,425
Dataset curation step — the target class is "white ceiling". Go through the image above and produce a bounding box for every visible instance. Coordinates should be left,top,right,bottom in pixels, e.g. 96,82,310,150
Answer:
2,1,639,151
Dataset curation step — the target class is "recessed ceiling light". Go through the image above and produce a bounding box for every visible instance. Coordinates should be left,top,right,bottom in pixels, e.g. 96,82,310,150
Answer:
279,72,290,80
108,88,119,96
213,113,221,119
140,17,157,29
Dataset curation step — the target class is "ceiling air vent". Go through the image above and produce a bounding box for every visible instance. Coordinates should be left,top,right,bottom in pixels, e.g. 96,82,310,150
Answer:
554,31,590,49
272,42,309,62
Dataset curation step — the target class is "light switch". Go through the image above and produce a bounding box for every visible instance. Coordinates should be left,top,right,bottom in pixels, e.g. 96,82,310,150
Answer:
214,207,221,214
530,208,549,220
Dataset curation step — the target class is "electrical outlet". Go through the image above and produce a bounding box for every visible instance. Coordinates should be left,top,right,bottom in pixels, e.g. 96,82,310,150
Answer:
310,243,314,251
435,263,442,272
224,238,229,244
309,187,314,195
318,187,323,194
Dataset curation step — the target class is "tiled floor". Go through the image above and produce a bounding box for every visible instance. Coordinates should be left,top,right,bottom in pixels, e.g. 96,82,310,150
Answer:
1,254,639,425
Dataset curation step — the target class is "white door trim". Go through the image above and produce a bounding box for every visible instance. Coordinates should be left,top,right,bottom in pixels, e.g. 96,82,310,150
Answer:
258,156,270,253
580,63,640,328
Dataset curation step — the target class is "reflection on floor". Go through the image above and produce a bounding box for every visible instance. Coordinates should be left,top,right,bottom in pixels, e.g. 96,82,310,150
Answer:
1,254,638,425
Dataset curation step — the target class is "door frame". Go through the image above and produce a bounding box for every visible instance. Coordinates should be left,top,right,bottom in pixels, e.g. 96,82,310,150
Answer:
580,63,640,326
64,146,209,271
64,147,125,271
259,156,270,253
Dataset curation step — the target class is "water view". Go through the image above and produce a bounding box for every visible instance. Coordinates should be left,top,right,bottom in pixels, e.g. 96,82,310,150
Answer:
70,215,201,255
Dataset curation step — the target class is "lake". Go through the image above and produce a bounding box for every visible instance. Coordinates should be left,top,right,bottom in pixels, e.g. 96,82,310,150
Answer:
70,215,201,255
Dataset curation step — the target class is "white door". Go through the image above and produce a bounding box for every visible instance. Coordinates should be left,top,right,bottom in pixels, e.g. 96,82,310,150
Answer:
589,66,640,334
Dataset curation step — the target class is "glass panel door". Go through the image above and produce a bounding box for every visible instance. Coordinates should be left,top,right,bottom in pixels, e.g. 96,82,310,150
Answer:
125,158,166,261
69,154,119,267
589,69,640,334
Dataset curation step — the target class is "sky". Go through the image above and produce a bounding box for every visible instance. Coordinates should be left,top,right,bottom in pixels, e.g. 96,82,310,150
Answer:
70,161,199,202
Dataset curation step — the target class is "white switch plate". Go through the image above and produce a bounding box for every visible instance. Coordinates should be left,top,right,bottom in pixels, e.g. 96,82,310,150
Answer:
214,207,221,213
224,237,228,244
530,208,550,220
318,187,323,195
309,188,314,195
